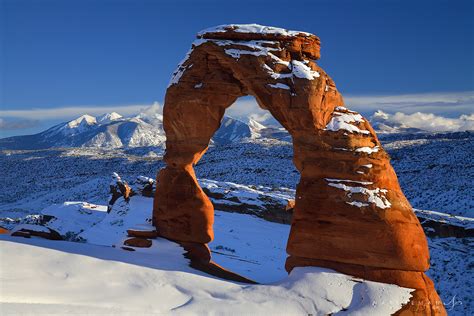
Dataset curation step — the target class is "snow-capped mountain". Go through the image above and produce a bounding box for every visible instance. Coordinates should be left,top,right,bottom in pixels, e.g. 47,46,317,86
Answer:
212,116,260,145
0,112,264,150
1,108,472,150
96,112,123,124
0,113,165,149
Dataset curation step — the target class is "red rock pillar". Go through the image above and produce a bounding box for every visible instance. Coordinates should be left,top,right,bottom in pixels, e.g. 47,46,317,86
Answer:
154,46,245,250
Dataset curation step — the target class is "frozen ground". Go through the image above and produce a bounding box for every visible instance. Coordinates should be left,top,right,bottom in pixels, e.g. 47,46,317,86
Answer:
0,203,414,315
2,193,472,315
0,238,414,315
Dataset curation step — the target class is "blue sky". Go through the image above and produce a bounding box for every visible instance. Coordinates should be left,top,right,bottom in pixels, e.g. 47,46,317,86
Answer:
1,0,473,136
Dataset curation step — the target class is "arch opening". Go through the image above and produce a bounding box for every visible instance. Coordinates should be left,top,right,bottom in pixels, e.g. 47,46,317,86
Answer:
198,95,296,283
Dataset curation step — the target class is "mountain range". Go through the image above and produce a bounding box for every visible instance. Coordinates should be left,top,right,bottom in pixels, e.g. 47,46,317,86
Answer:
0,111,265,150
0,109,471,150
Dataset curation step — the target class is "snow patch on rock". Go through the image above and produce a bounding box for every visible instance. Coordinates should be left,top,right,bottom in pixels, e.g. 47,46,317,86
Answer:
326,179,391,209
325,108,370,135
197,23,313,37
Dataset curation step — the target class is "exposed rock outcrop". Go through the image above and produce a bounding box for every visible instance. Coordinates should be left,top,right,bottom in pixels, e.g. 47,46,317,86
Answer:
200,179,293,224
11,224,62,240
108,173,132,212
108,174,159,213
154,24,445,315
415,209,474,238
127,224,158,239
134,176,155,197
124,237,152,248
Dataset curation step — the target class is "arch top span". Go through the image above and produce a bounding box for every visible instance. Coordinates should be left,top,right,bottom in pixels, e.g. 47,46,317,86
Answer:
154,24,446,315
197,23,321,60
164,23,343,149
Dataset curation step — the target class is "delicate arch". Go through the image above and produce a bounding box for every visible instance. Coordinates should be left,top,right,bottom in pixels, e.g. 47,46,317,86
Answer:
154,24,445,315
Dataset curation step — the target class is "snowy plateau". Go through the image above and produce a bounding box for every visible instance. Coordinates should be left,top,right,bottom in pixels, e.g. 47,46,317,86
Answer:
0,112,473,315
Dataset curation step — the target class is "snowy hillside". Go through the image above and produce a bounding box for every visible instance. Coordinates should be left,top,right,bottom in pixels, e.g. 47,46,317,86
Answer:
0,236,413,315
0,170,474,315
0,191,417,315
1,182,471,315
0,131,472,218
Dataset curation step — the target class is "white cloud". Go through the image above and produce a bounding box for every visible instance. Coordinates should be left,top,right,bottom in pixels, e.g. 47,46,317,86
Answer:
0,118,39,130
0,99,270,124
139,102,162,116
0,104,152,120
372,111,474,132
219,92,474,122
344,91,474,115
225,98,268,119
223,98,278,125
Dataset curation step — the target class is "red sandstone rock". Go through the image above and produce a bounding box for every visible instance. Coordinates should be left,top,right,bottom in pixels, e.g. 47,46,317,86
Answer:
123,237,152,248
0,227,9,234
108,173,133,212
127,229,158,239
285,199,295,212
135,176,155,197
153,24,445,315
154,166,214,244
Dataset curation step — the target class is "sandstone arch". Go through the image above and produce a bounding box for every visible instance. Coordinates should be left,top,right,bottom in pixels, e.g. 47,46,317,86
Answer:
154,24,446,315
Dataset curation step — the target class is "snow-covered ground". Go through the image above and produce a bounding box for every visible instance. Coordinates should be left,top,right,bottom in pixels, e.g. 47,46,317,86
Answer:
1,191,471,315
0,238,414,315
0,199,414,315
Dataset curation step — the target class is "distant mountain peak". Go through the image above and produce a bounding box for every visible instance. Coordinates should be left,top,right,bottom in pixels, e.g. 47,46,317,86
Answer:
135,103,163,125
97,112,123,123
66,114,97,129
248,118,266,132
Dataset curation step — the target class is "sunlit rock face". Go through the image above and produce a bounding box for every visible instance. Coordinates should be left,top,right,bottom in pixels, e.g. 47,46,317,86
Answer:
154,24,446,315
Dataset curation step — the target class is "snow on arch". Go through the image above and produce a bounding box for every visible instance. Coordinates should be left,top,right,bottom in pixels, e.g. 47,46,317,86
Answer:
197,23,313,37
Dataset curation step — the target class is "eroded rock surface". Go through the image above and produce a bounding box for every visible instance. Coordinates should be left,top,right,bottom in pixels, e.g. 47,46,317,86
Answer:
154,24,445,315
